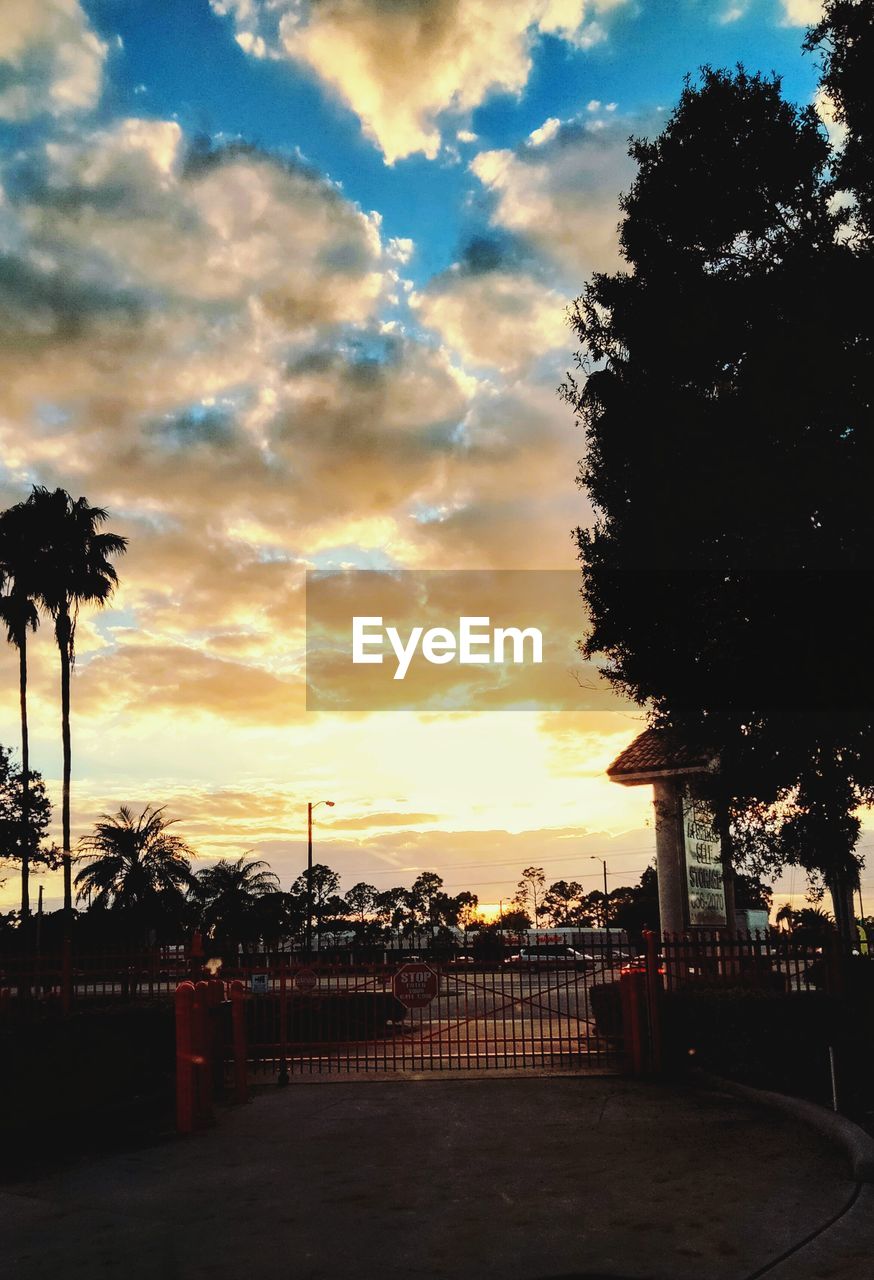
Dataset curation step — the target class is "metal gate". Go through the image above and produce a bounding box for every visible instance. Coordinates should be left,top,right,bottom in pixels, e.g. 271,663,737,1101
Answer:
235,942,626,1076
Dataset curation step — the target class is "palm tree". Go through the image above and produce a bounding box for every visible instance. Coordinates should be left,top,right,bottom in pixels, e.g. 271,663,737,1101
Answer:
775,903,797,933
194,856,280,951
0,500,44,923
28,488,127,919
75,805,194,934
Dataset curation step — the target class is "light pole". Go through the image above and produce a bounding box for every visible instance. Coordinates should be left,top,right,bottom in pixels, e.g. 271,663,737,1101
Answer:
590,856,612,960
306,799,334,955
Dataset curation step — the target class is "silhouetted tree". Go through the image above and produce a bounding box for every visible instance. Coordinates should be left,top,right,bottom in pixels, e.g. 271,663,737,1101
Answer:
345,881,377,924
0,501,42,922
29,488,126,920
608,865,660,942
806,0,874,237
194,855,280,952
564,66,872,939
499,907,532,931
410,871,445,930
291,863,340,944
373,886,409,940
543,879,585,925
75,805,193,939
0,746,56,897
513,866,545,927
733,873,774,914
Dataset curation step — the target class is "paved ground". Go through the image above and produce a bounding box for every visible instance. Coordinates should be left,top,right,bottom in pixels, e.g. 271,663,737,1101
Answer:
1,1075,870,1280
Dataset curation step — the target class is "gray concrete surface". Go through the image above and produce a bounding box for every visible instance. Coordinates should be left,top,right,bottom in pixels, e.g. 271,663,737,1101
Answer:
0,1076,863,1280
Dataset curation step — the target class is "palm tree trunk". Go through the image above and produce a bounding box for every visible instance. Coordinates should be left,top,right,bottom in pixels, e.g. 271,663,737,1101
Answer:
59,613,72,920
19,628,30,923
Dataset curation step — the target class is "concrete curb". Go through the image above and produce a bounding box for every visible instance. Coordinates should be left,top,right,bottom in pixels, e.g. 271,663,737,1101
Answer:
697,1071,874,1183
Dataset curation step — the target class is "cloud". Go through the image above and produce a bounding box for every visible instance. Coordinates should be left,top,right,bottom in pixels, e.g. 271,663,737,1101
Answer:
2,121,384,339
779,0,823,25
212,0,629,163
76,640,306,726
470,110,640,277
814,87,847,152
0,0,107,121
412,265,569,372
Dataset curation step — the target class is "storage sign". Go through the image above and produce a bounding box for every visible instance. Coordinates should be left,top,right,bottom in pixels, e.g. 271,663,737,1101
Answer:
682,792,727,928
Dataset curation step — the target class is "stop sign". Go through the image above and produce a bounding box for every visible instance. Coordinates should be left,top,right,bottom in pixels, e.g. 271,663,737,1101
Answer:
393,962,438,1009
293,967,317,993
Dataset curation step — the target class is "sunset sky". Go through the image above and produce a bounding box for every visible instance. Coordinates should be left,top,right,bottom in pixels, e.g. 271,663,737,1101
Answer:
1,0,865,917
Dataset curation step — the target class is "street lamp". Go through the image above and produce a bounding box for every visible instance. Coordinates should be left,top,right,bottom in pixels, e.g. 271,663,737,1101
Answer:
306,800,335,955
590,856,612,960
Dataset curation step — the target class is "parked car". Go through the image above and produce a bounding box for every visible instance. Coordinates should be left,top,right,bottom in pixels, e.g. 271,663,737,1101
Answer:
503,943,592,970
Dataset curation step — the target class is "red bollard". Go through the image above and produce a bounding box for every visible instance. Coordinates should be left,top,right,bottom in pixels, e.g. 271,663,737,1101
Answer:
175,982,196,1134
620,969,646,1076
193,980,214,1126
643,930,663,1073
230,980,249,1103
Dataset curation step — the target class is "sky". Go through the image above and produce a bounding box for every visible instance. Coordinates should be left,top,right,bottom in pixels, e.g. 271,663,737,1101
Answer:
1,0,864,919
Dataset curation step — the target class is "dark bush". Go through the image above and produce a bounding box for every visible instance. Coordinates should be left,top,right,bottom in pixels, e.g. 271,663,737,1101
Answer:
0,1000,176,1176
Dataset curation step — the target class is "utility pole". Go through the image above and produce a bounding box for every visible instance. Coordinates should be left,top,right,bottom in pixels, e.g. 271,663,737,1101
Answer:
590,856,612,962
305,799,334,956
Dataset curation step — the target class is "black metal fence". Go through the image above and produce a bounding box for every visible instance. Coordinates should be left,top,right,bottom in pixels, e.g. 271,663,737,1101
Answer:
659,931,853,995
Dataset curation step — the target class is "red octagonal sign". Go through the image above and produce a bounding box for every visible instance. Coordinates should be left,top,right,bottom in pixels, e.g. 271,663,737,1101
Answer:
393,962,438,1009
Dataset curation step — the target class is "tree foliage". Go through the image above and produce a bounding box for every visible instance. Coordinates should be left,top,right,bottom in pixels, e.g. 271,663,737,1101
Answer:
806,0,874,238
0,745,55,877
563,65,874,930
75,805,193,935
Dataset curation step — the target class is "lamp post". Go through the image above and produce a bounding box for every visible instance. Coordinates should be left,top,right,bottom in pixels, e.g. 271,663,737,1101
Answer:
590,856,612,961
306,800,334,955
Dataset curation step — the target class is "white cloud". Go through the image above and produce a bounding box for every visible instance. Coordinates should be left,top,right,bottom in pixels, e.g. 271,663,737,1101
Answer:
814,87,847,152
412,269,569,373
0,0,107,121
529,117,562,147
470,114,637,276
779,0,823,25
212,0,629,163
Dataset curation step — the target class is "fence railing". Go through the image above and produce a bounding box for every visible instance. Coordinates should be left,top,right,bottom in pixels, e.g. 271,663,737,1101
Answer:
0,948,192,1004
659,931,856,995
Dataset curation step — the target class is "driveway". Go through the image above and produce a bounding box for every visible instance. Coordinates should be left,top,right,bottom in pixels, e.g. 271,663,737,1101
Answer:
0,1075,865,1279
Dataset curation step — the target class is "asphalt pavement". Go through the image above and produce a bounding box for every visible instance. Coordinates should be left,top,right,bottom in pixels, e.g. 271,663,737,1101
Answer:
1,1074,870,1280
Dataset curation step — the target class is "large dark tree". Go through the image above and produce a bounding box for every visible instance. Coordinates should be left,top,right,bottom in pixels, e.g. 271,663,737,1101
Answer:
806,0,874,238
564,67,874,938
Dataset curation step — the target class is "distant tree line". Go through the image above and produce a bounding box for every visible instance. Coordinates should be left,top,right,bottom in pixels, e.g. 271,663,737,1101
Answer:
0,789,679,952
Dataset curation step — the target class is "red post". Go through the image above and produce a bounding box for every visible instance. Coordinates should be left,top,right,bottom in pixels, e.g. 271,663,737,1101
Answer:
231,980,249,1103
175,981,196,1134
620,969,646,1075
193,980,214,1126
643,929,663,1073
278,963,289,1086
